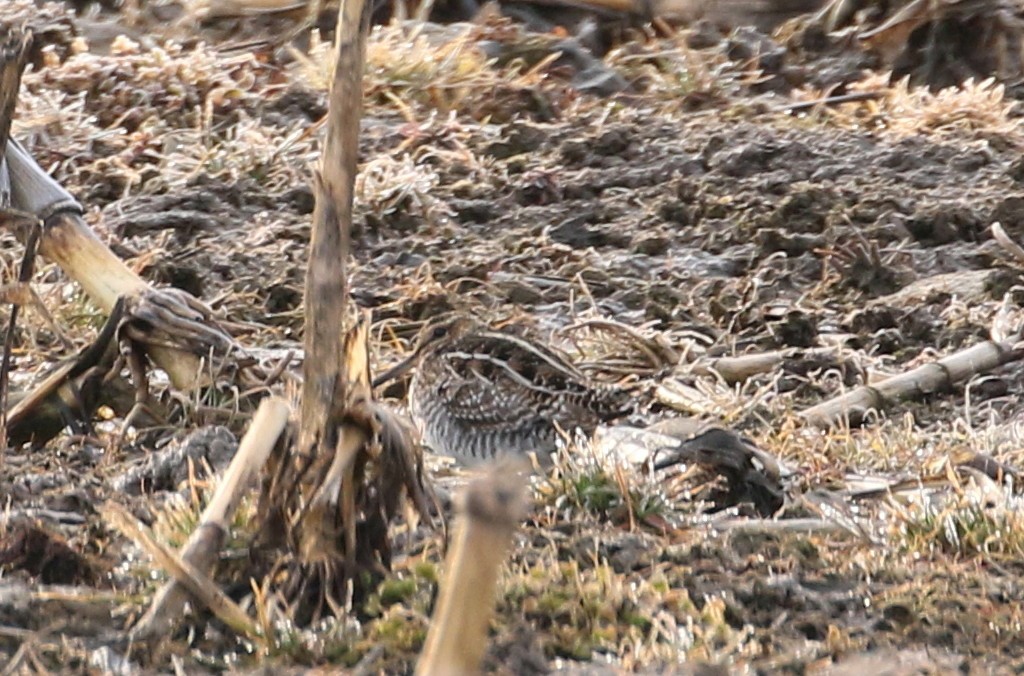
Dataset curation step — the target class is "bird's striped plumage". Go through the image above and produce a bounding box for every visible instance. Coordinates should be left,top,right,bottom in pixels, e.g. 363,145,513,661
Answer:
383,318,632,464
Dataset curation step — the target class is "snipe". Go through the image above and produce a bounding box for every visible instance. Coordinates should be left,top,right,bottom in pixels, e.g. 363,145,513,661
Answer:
374,317,633,464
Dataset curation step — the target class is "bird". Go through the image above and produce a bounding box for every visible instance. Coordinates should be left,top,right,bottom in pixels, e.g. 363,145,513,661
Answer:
373,316,634,465
653,427,789,517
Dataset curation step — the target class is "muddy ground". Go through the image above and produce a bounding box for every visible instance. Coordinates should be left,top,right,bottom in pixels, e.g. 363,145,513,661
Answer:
4,0,1024,673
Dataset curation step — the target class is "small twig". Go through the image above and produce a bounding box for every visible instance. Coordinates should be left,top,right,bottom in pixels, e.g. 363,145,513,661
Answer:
991,221,1024,267
776,90,883,114
260,350,295,387
0,280,74,350
0,215,38,453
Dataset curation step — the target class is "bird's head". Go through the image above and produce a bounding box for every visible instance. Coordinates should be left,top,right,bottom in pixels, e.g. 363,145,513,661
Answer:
372,314,475,388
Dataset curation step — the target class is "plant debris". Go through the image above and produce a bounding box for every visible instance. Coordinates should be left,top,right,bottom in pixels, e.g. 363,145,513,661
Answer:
4,0,1024,672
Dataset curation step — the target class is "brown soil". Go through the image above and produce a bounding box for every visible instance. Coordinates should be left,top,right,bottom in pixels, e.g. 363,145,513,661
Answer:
4,1,1024,673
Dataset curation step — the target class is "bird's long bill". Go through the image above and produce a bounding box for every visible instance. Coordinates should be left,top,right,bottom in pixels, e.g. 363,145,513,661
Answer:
372,350,420,389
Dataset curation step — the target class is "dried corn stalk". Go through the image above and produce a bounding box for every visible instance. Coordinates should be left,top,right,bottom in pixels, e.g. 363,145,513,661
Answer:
254,0,432,623
1,20,258,447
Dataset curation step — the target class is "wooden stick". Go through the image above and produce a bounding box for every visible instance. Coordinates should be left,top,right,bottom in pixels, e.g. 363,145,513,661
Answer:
416,463,528,676
131,396,291,640
102,501,262,642
799,333,1024,428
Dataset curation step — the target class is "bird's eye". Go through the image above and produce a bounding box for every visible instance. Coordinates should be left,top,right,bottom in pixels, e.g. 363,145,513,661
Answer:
431,324,448,339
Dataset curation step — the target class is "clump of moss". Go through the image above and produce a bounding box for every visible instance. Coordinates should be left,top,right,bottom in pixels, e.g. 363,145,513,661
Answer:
363,558,438,618
361,606,429,657
500,557,699,663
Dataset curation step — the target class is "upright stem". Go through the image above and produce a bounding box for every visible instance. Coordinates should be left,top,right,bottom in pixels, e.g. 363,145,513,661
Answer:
299,0,369,451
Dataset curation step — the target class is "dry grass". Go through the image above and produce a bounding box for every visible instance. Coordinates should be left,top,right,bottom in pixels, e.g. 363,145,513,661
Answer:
6,9,1024,673
604,35,745,107
18,38,285,192
790,73,1022,138
537,435,677,530
291,21,580,121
